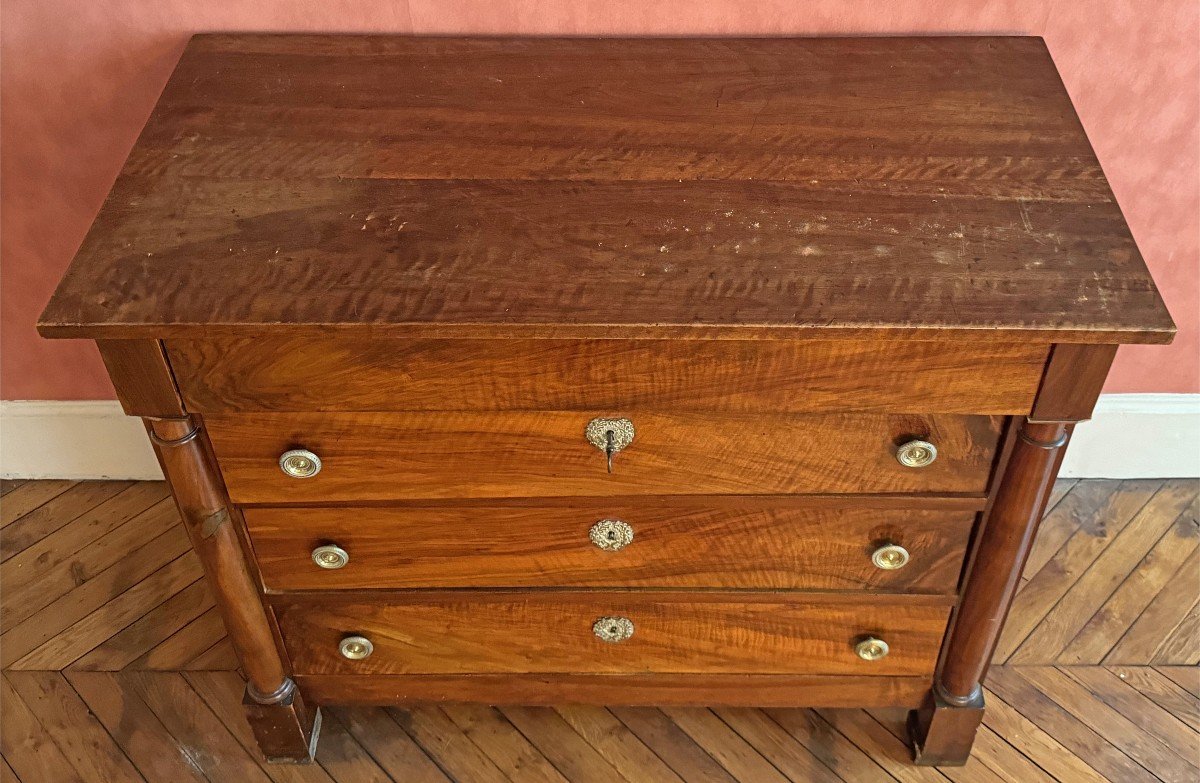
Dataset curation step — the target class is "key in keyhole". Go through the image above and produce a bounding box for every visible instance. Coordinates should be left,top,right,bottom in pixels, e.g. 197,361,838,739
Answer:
605,429,615,473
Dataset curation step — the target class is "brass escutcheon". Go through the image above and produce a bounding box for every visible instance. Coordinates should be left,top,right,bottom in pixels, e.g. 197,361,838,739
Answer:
589,519,634,551
593,616,635,643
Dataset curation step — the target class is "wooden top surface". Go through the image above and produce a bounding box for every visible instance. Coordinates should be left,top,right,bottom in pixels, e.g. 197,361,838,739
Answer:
39,35,1174,343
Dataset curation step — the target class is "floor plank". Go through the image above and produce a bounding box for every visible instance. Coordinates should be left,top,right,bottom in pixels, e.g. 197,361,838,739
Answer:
816,709,949,783
309,710,397,783
65,671,209,783
0,481,76,528
1109,666,1200,733
1106,553,1200,664
443,704,569,783
0,525,192,668
763,707,895,783
1063,667,1200,770
661,707,791,783
11,553,203,670
331,706,450,783
980,690,1108,782
1,481,131,562
124,671,274,783
1061,497,1200,664
985,667,1160,783
1018,666,1197,783
994,479,1161,663
727,708,862,783
394,706,515,783
610,708,738,783
4,671,143,782
0,674,88,783
70,578,212,670
1157,666,1200,699
500,706,632,783
554,706,681,783
1011,481,1198,664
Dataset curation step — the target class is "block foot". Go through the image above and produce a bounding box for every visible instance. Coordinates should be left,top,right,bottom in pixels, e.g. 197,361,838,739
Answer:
244,679,321,763
907,684,985,766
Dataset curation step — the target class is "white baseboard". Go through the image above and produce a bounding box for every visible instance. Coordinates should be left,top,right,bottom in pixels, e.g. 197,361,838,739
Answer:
1,401,163,480
1058,394,1200,479
2,395,1197,481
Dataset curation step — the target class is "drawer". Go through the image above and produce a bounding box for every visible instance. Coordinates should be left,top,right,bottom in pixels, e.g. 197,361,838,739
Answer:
207,411,1004,503
272,593,951,676
246,498,978,592
167,337,1046,414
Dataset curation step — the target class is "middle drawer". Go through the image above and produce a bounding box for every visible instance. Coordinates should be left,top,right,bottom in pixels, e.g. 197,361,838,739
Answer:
245,498,977,593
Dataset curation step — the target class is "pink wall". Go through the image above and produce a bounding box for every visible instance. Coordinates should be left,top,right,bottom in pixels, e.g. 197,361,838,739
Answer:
4,1,1197,399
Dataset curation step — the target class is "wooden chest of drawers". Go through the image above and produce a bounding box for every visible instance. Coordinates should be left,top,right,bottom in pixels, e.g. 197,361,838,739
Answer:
39,35,1173,766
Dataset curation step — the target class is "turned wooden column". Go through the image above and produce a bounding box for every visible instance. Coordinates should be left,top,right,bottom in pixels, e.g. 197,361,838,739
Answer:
147,415,320,762
909,418,1071,765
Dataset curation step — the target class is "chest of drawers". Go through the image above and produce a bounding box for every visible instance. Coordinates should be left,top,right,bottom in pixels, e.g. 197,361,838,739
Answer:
39,35,1173,766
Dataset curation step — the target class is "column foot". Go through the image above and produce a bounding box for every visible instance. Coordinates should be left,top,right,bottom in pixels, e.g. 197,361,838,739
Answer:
907,684,985,766
243,679,321,763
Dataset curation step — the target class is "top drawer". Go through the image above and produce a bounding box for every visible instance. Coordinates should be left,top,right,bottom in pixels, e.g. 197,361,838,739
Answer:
206,411,1003,503
166,337,1046,414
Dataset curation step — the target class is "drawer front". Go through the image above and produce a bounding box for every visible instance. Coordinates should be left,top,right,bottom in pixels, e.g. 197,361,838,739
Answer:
207,411,1004,503
246,498,977,592
273,593,951,676
167,337,1046,414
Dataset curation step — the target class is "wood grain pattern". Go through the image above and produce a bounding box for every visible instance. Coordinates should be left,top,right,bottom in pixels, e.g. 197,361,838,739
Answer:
169,337,1047,414
294,674,933,709
207,411,1004,502
245,500,975,592
272,593,950,677
1030,343,1119,422
38,36,1173,344
95,340,185,417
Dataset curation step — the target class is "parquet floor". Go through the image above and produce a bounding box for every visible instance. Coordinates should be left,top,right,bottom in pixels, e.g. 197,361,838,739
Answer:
1,478,1197,782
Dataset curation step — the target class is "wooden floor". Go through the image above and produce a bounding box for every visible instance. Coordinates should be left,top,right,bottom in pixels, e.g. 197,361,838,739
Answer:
1,478,1196,782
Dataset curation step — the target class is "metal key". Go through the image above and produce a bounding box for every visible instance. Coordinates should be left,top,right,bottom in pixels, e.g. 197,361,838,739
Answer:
585,417,635,473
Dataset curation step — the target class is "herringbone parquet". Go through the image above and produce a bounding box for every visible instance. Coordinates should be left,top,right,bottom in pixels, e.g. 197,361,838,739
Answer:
1,478,1197,782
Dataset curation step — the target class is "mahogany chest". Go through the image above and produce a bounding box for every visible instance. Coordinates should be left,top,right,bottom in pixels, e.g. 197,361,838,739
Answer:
39,35,1174,766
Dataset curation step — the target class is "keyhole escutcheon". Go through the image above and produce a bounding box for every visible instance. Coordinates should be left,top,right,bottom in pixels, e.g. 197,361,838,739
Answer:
585,417,635,473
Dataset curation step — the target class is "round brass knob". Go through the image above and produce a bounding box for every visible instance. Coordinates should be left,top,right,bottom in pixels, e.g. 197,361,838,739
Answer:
312,544,349,570
896,440,938,468
855,637,890,661
589,519,634,551
279,449,322,478
339,635,373,660
593,616,634,643
871,543,910,570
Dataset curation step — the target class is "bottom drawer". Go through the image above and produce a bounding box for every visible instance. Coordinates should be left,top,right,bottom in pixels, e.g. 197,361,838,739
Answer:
273,593,951,677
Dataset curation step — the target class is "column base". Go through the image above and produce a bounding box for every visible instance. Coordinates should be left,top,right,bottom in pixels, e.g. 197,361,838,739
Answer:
243,680,321,763
907,684,985,766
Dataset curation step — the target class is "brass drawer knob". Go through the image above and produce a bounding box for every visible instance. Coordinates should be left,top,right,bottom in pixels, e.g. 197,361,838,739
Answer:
855,637,890,661
871,543,910,570
593,616,635,643
279,449,322,478
339,635,373,660
312,544,349,569
895,440,938,468
589,519,634,551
